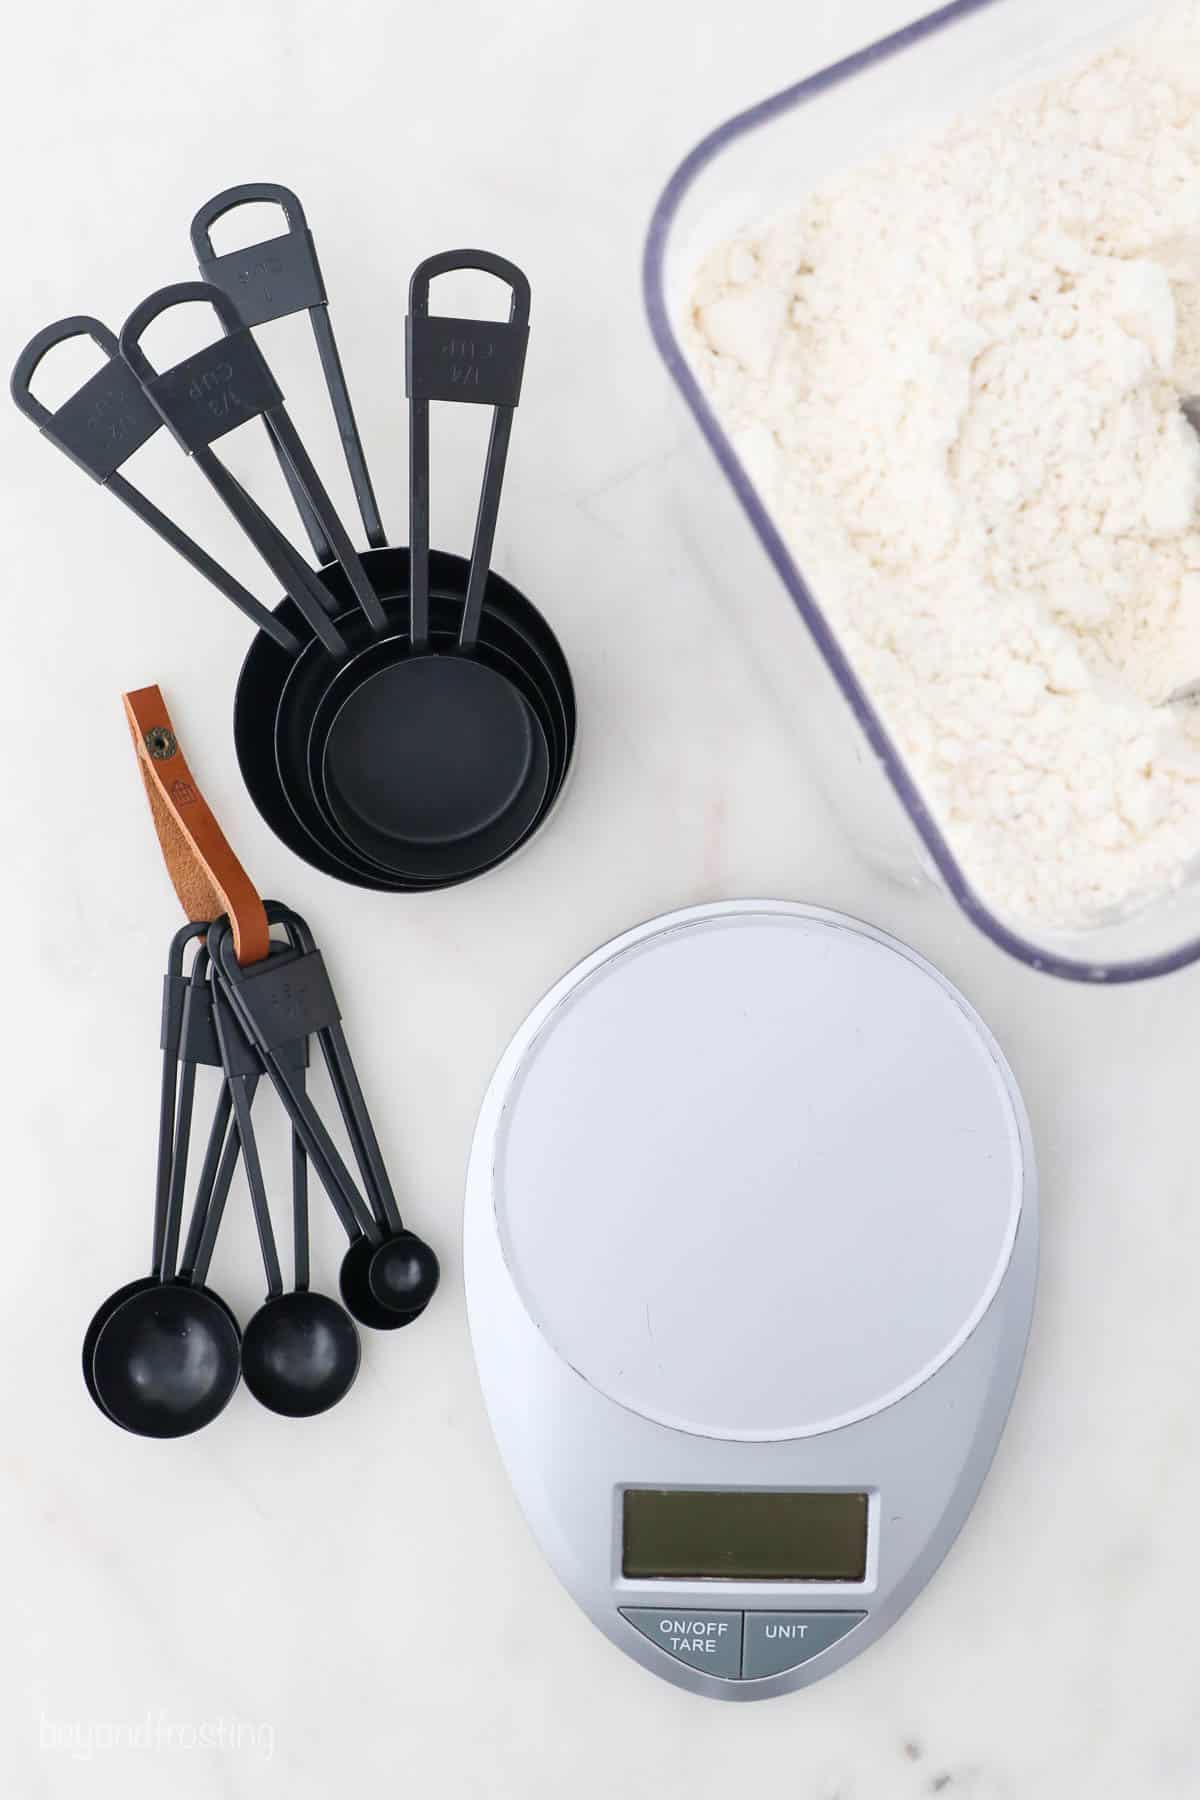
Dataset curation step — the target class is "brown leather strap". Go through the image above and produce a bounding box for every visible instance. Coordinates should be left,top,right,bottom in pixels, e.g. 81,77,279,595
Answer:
122,685,270,966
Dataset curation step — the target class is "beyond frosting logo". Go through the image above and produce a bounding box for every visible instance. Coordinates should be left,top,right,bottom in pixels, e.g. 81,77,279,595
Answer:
38,1708,275,1762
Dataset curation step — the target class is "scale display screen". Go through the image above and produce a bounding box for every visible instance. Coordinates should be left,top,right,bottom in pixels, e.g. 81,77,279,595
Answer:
622,1489,869,1582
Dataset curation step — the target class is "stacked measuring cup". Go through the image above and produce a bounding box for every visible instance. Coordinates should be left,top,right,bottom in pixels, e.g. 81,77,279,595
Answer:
12,185,575,892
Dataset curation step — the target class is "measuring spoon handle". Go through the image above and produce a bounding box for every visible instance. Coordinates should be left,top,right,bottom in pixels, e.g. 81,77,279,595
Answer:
212,982,284,1299
273,904,404,1234
157,938,220,1282
208,920,378,1245
152,923,209,1276
178,1078,235,1280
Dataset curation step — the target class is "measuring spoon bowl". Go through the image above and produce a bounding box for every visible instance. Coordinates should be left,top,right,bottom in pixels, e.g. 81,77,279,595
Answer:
83,1278,159,1417
366,1230,441,1315
91,1281,241,1438
85,1277,241,1427
339,1235,430,1331
241,1291,360,1418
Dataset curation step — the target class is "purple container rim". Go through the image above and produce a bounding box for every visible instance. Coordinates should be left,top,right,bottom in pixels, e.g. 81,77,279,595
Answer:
641,0,1197,985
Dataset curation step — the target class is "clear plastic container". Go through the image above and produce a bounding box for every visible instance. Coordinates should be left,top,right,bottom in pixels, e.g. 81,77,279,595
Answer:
644,0,1199,982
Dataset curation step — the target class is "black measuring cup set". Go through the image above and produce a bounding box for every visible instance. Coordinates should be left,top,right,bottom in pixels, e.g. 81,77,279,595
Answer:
11,183,575,891
15,183,576,1435
85,910,441,1436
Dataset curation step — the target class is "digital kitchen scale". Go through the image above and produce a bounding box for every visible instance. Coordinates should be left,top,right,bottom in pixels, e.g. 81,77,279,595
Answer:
464,901,1037,1700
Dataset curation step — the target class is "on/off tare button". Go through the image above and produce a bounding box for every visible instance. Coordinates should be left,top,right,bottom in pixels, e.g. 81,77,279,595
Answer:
619,1609,743,1679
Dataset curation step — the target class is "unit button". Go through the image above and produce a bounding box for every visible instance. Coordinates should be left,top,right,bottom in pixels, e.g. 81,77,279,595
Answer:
742,1612,867,1680
620,1609,743,1679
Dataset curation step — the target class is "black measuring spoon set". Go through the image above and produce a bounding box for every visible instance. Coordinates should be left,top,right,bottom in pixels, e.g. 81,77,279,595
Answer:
84,912,439,1437
11,184,575,892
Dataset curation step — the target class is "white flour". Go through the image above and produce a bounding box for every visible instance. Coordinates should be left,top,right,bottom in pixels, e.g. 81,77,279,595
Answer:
688,0,1200,930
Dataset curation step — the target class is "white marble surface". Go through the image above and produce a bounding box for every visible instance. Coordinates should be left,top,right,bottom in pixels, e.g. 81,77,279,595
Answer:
1,2,1198,1795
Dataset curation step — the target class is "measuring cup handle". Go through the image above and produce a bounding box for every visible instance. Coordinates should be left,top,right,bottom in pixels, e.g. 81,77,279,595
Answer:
189,181,310,263
10,311,302,652
119,280,247,386
118,287,347,652
407,250,531,325
405,251,531,650
190,196,337,562
11,315,119,430
12,313,166,485
190,180,386,554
